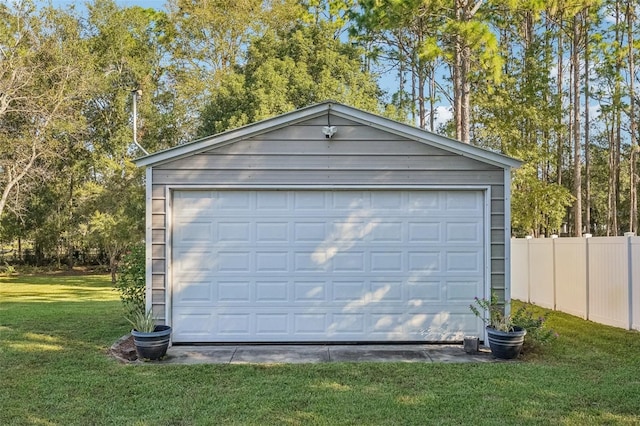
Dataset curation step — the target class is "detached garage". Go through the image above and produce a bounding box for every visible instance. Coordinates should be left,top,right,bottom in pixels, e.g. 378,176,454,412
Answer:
135,101,520,344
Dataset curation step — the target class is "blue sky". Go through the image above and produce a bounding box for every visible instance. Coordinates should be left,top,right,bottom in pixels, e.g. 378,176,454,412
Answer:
50,0,452,127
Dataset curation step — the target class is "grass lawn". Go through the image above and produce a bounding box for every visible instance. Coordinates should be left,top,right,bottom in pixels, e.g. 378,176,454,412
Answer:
1,275,640,425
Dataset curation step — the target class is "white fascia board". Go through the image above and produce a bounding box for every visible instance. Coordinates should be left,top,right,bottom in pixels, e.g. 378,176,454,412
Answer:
134,103,330,168
330,104,522,170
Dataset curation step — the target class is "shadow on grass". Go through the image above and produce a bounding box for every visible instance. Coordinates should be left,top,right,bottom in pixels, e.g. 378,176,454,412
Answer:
0,274,117,303
1,274,112,287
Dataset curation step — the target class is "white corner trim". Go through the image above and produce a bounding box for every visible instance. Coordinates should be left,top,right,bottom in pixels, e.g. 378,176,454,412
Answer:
145,167,153,314
165,184,173,328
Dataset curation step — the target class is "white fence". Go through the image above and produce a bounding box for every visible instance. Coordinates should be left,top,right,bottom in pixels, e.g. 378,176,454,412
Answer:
511,236,640,330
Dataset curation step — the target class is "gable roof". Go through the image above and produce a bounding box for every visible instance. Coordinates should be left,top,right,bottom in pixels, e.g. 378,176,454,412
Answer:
134,101,522,169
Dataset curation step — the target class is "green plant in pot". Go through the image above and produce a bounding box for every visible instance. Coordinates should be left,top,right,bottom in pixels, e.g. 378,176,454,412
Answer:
115,245,171,361
470,294,526,360
127,309,172,361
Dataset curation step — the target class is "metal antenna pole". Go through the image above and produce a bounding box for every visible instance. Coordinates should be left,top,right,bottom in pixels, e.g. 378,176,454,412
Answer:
132,89,149,155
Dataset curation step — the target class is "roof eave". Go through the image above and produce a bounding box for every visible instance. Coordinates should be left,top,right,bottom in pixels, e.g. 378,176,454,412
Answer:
329,104,522,170
134,102,331,168
135,100,522,170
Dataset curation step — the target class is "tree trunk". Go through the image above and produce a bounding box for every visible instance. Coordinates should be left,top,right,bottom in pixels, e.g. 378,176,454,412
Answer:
453,0,476,144
556,19,564,186
613,0,622,235
584,9,591,234
110,253,118,285
454,26,463,141
429,67,436,132
627,2,637,233
572,15,582,237
607,119,615,236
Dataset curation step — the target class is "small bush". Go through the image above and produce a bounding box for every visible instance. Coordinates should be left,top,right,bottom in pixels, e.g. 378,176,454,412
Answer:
1,264,16,276
511,304,558,351
114,244,146,317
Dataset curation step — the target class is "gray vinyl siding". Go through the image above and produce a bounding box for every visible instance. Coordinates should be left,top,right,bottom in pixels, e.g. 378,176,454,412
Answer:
148,115,508,321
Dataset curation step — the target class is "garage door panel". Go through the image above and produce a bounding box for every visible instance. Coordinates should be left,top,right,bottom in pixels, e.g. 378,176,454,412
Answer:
218,222,251,242
174,191,217,212
293,222,326,242
176,279,214,304
371,251,403,272
408,252,441,272
218,313,251,335
172,307,481,343
332,191,367,210
256,281,289,301
447,281,483,300
172,189,485,342
333,251,365,272
371,191,403,208
174,248,214,273
446,251,482,273
330,314,366,334
256,251,289,272
408,222,441,242
406,281,442,302
175,220,214,242
370,222,403,242
445,191,483,211
446,221,482,243
293,192,328,210
256,313,289,334
257,191,289,209
294,281,327,301
257,222,289,241
217,251,251,272
218,191,251,209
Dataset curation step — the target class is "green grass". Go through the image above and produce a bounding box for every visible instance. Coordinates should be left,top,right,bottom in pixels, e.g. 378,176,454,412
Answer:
2,275,640,425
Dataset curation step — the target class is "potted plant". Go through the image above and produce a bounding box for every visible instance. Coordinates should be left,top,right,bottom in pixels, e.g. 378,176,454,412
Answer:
127,310,172,361
470,294,526,360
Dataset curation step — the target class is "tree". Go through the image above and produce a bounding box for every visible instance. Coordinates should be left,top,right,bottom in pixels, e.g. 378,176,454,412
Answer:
351,0,502,142
0,2,89,221
84,162,144,284
200,23,381,135
166,0,303,141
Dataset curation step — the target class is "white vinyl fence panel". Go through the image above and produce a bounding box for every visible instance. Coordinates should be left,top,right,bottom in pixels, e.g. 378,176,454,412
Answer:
528,239,555,309
510,239,529,302
511,236,640,331
554,239,587,319
588,238,629,329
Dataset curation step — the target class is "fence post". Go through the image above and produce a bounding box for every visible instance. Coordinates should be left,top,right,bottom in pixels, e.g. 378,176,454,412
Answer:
585,234,591,322
551,234,558,310
625,232,635,330
525,235,533,303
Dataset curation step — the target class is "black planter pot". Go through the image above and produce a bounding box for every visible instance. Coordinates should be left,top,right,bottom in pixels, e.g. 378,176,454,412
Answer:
131,325,171,360
486,326,526,360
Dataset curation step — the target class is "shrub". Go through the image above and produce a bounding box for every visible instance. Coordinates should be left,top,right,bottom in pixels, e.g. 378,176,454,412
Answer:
470,294,558,351
469,293,514,332
114,244,145,317
511,304,558,351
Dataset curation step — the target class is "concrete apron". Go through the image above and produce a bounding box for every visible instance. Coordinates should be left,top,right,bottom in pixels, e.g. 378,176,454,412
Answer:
160,344,496,365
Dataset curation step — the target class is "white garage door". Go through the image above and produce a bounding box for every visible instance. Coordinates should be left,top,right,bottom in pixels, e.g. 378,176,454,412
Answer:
171,189,486,343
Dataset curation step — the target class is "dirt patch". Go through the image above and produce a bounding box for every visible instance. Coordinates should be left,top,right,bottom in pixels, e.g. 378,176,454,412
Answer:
109,334,138,363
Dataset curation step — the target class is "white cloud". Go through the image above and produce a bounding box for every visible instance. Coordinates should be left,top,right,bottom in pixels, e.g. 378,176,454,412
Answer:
434,105,453,129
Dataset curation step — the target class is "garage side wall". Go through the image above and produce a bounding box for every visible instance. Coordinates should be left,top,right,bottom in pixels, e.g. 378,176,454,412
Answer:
148,115,507,322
